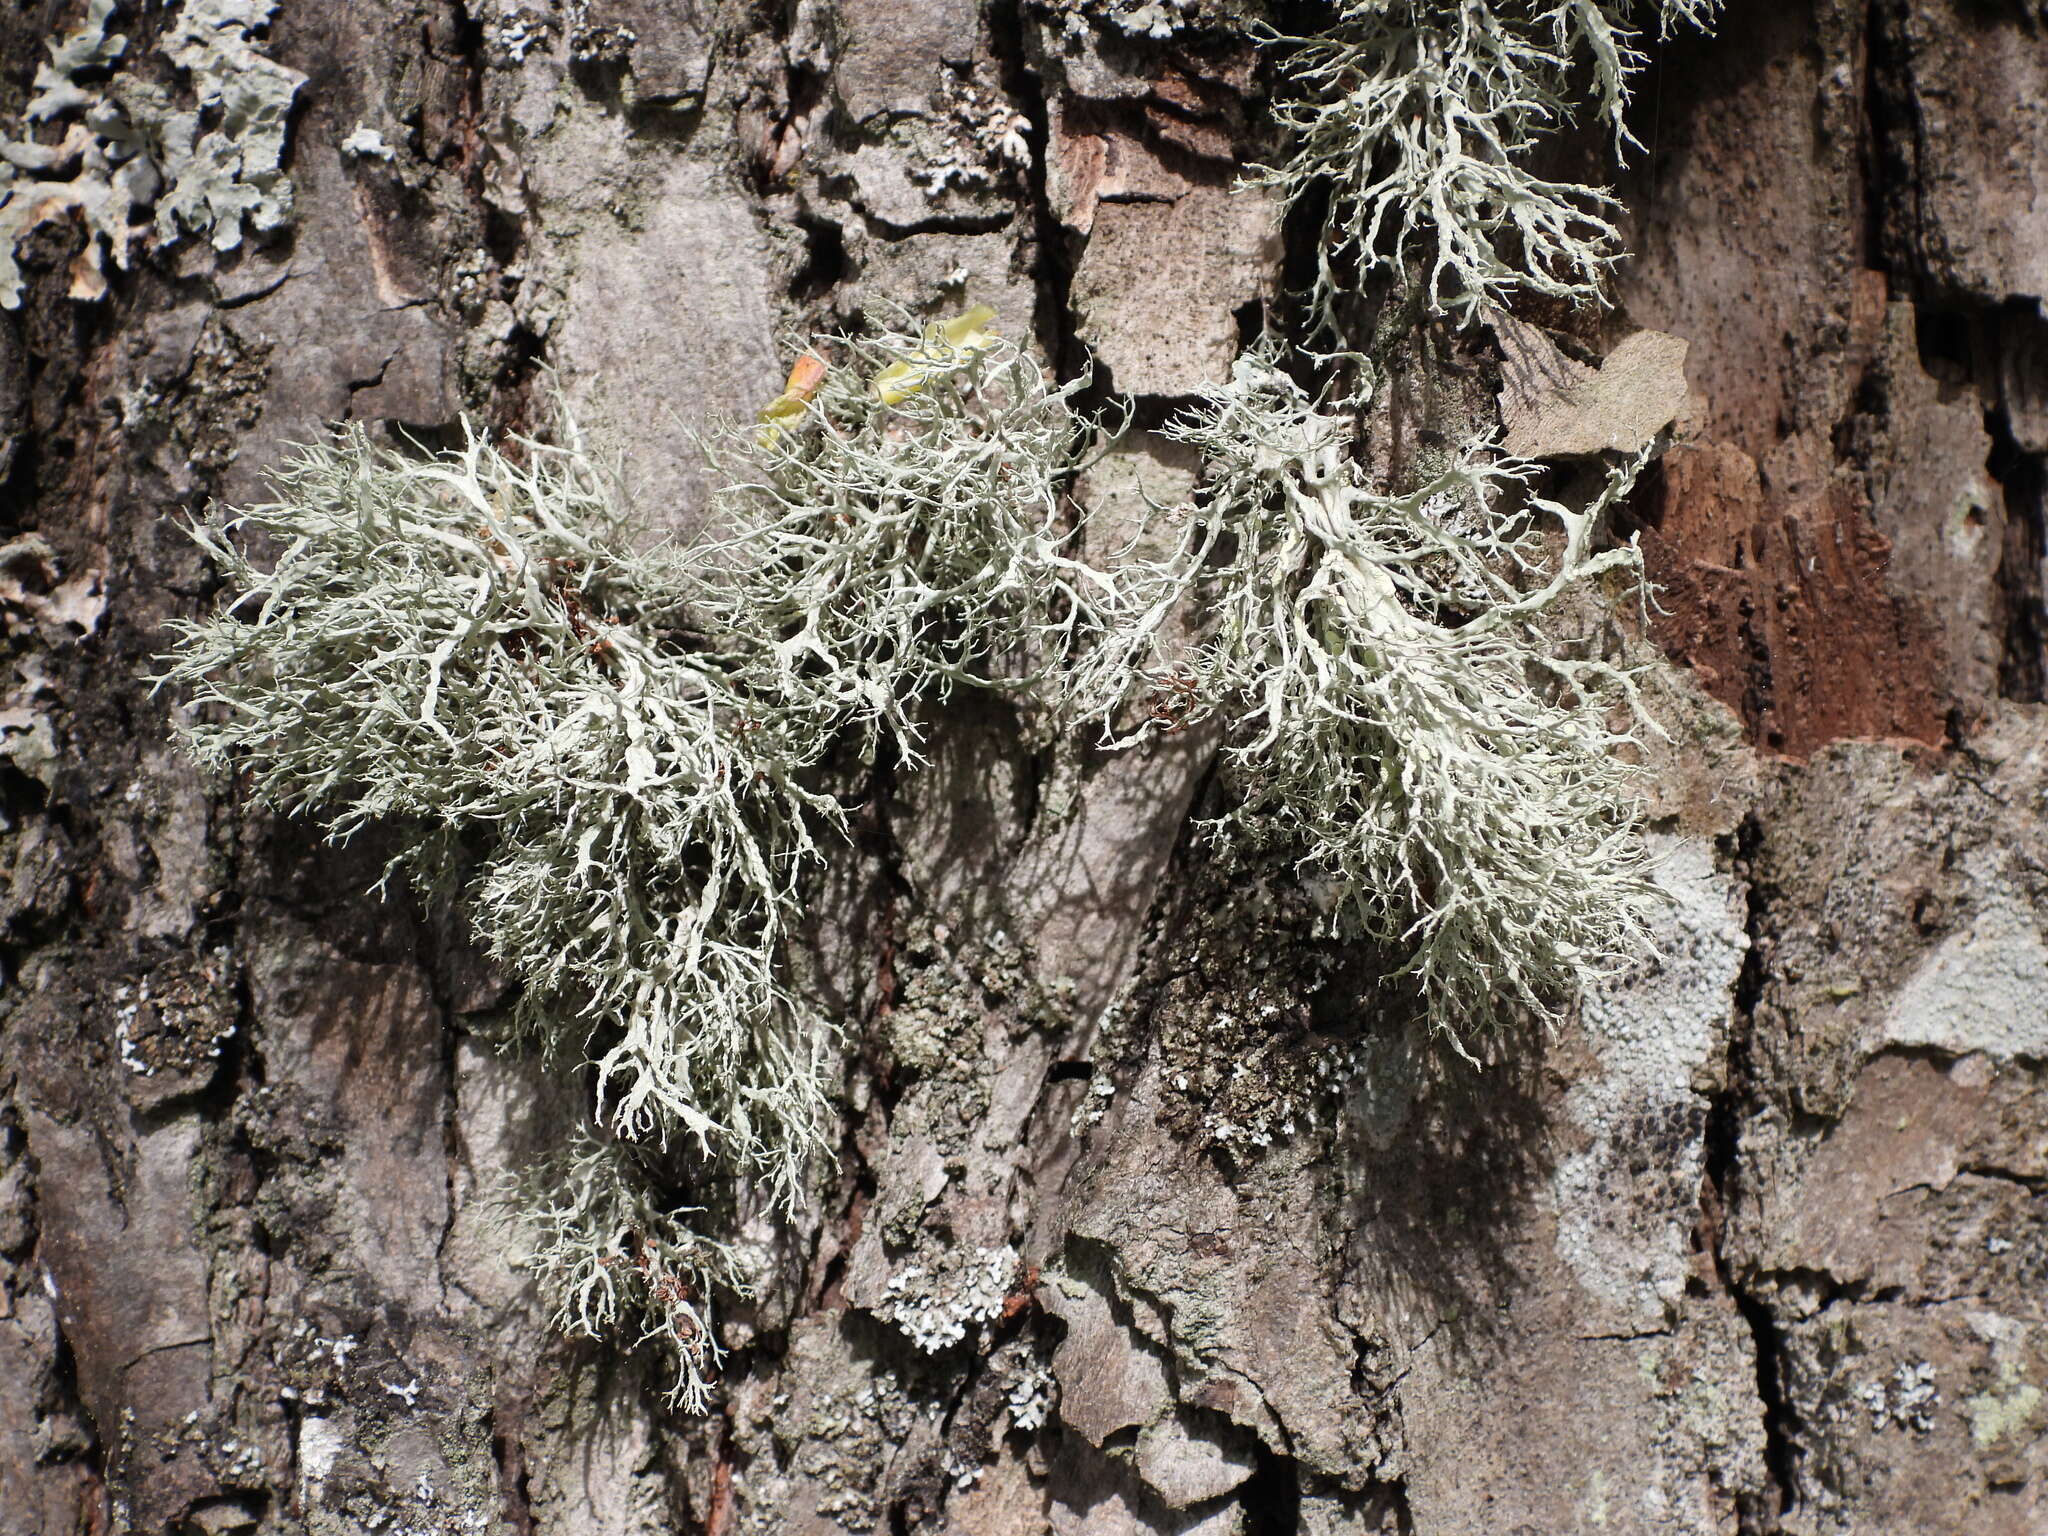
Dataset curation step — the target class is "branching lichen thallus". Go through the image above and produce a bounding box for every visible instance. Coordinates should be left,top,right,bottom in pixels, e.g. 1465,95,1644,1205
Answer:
154,311,1132,1406
1068,350,1663,1052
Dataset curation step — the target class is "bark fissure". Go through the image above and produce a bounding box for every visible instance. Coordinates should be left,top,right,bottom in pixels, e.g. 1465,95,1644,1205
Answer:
1707,815,1795,1532
1987,391,2048,703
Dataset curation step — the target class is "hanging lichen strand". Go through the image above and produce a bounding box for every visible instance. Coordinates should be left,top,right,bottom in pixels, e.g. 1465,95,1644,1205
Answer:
155,414,838,1408
156,317,1130,1406
1250,0,1720,331
1073,351,1660,1049
159,287,1676,1399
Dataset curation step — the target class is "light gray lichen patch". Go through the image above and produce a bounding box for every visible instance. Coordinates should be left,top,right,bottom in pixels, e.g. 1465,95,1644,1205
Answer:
1004,1354,1055,1432
1553,835,1747,1333
479,4,553,67
1967,1358,2043,1451
1963,1312,2045,1454
1856,1361,1940,1434
785,1363,947,1531
151,0,304,248
877,1244,1018,1354
905,70,1031,200
1882,889,2048,1060
0,0,150,305
0,0,304,308
1032,0,1257,42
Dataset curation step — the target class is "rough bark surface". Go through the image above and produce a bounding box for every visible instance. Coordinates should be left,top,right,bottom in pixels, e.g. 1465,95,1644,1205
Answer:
1,1,2044,1534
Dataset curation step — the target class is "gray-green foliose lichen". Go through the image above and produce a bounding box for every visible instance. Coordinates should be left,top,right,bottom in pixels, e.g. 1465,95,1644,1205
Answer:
0,0,304,308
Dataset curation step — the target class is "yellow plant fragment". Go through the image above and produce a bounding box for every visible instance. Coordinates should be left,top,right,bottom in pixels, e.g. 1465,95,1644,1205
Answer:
871,305,999,404
756,353,830,447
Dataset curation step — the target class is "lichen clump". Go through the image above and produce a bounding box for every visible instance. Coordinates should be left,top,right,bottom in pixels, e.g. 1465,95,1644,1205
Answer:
705,307,1125,766
520,1127,747,1409
157,414,838,1408
1251,0,1720,328
877,1245,1020,1354
160,280,1669,1393
158,315,1118,1404
159,410,839,1211
1077,351,1658,1047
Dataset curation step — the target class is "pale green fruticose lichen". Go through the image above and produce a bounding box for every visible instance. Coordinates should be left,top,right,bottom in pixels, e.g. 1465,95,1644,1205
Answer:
0,0,303,308
1073,350,1659,1049
158,411,840,1199
157,314,1118,1405
1250,0,1719,331
519,1126,749,1412
704,308,1131,767
155,407,838,1406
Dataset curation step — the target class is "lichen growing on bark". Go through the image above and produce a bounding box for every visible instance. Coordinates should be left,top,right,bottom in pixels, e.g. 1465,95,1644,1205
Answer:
705,309,1129,766
519,1126,750,1413
0,0,305,307
1251,0,1720,329
1076,351,1659,1048
154,315,1127,1404
155,405,838,1404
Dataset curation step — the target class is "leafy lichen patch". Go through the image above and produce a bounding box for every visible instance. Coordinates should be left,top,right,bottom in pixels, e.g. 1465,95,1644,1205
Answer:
0,0,304,308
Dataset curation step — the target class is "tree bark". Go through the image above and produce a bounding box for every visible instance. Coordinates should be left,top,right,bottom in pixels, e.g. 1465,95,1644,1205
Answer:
2,1,2045,1533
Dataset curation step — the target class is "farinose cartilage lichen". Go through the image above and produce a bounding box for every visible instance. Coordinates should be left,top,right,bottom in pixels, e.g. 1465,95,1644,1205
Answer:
1251,0,1718,330
521,1126,749,1414
1079,351,1659,1047
155,409,840,1324
157,312,1118,1404
707,308,1128,765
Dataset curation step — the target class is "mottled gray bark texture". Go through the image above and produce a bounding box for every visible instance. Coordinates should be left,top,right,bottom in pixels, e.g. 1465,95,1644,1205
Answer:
1,1,2045,1533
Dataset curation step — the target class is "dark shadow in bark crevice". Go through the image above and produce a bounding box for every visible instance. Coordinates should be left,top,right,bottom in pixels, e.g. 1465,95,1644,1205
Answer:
1332,1009,1556,1372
